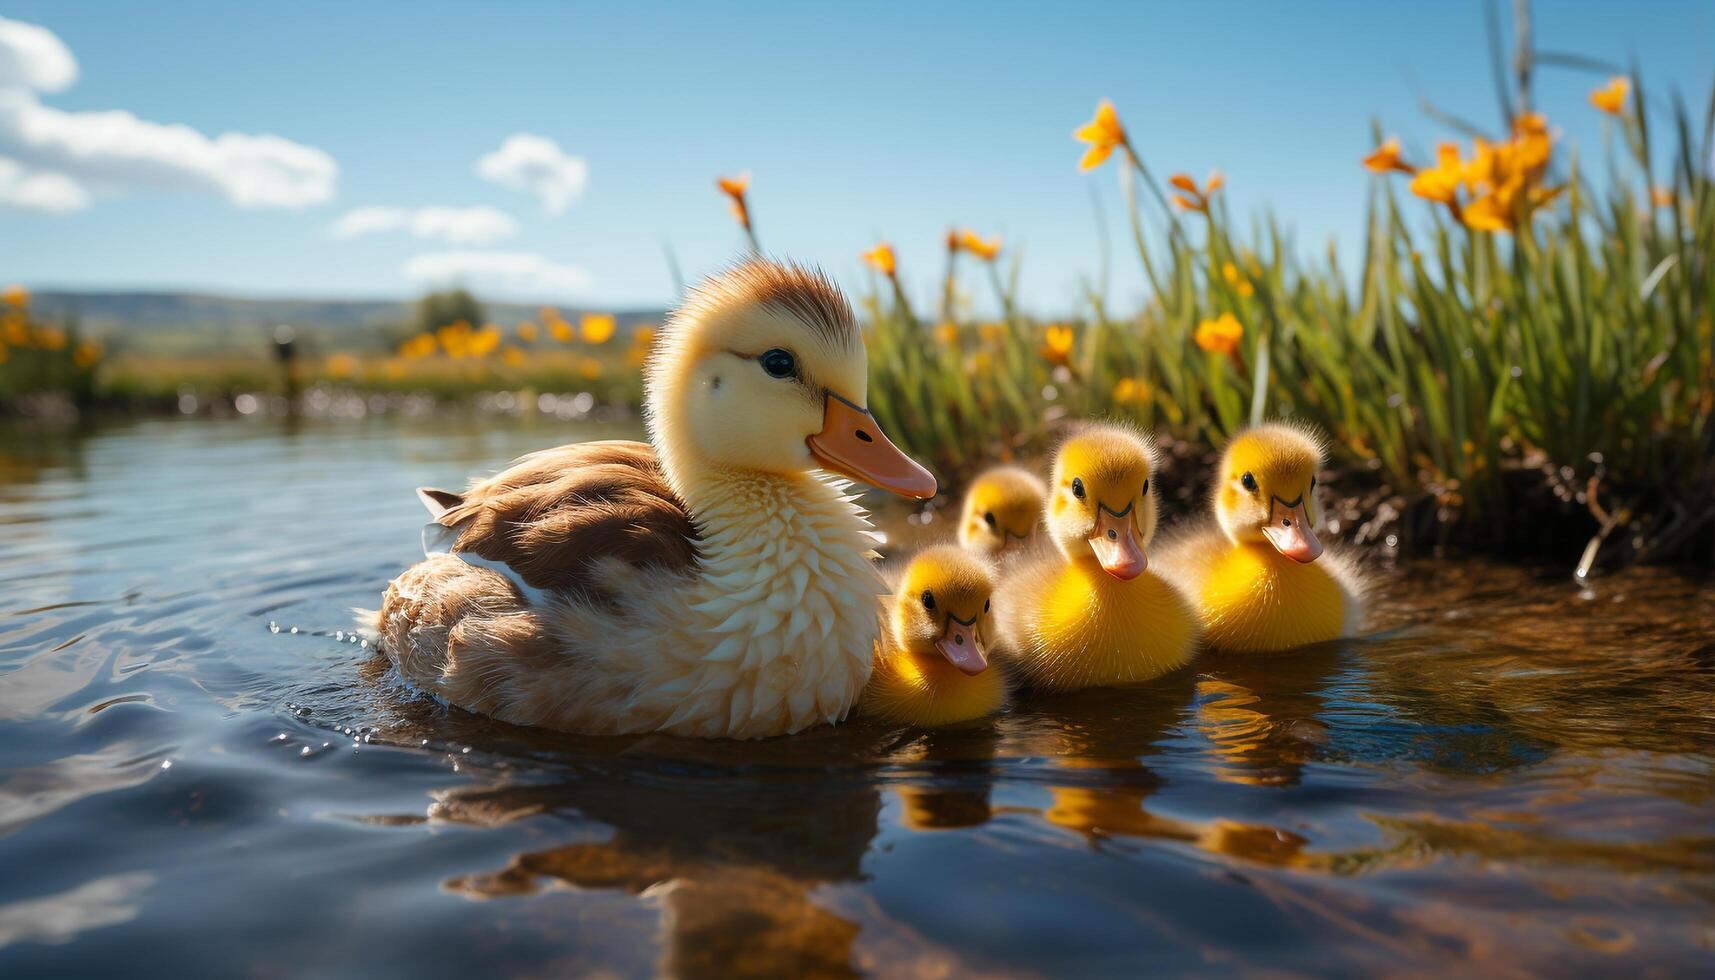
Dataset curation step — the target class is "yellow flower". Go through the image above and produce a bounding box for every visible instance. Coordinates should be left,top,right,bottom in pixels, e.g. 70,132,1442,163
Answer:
1073,100,1128,171
1193,313,1243,355
633,325,657,349
717,173,751,229
399,333,437,359
517,320,539,342
72,338,102,367
466,324,502,357
501,345,526,367
382,358,407,381
1589,76,1629,116
979,322,1007,344
1113,376,1151,404
1409,143,1464,208
0,342,8,364
579,357,603,380
934,322,958,346
1169,171,1224,213
1363,137,1414,174
2,284,27,308
2,312,27,346
580,313,616,344
325,353,357,378
35,325,66,351
1040,324,1074,365
548,315,574,343
862,242,897,277
957,229,1002,262
1220,262,1255,298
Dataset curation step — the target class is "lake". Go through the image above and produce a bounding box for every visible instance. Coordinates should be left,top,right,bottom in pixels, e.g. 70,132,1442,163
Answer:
1,412,1710,977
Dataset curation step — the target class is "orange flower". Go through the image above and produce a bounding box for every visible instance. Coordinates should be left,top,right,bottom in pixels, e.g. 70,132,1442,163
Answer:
1193,313,1243,355
34,325,67,351
1113,377,1150,404
516,320,540,342
1073,100,1128,171
933,322,958,346
717,173,751,229
957,229,1002,262
1,284,27,308
1363,137,1414,174
2,312,28,346
465,324,502,357
1409,143,1465,208
399,333,437,359
1169,171,1224,213
1589,76,1629,116
862,242,897,277
500,345,526,367
1221,262,1255,298
547,314,574,343
324,353,357,378
1040,324,1074,365
580,313,616,344
633,325,657,349
72,340,103,369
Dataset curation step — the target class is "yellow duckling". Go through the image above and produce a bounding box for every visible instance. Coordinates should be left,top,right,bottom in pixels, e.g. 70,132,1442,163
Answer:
956,465,1047,557
1157,423,1364,653
997,425,1199,692
373,261,937,738
862,546,1007,727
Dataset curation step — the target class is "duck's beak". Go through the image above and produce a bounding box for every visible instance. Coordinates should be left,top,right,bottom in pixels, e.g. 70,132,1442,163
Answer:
936,619,988,675
1087,508,1147,580
1262,497,1323,563
807,392,937,499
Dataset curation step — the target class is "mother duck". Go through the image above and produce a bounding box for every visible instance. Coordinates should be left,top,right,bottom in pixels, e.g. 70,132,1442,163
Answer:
375,261,936,738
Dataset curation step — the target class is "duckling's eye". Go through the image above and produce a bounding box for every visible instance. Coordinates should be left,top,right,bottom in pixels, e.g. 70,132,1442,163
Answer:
920,590,935,611
759,348,797,379
983,511,997,529
1141,478,1150,497
983,598,991,613
1070,477,1086,500
1240,472,1258,493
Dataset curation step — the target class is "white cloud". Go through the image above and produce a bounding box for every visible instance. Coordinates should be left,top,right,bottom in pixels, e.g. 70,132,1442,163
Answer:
0,155,88,212
402,250,592,299
0,16,76,93
331,205,518,245
0,17,336,210
476,134,586,214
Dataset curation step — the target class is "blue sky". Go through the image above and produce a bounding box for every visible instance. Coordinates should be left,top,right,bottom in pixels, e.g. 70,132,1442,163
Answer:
1,1,1709,314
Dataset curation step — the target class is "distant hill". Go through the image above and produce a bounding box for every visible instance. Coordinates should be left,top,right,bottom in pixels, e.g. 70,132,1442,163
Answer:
27,290,669,354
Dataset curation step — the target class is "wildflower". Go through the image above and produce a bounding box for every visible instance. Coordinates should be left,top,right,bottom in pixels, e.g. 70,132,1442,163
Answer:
1589,77,1629,116
1194,313,1243,356
979,322,1007,345
548,315,574,343
1458,116,1562,233
1363,137,1414,174
1409,143,1464,208
501,345,526,367
579,357,603,380
862,242,897,278
0,342,8,364
325,353,357,378
1040,324,1074,365
580,313,616,344
465,324,502,357
1,284,27,308
957,230,1002,262
633,325,657,349
1170,171,1224,213
399,333,437,359
2,312,27,346
517,320,540,342
1113,377,1151,404
382,358,407,381
1073,100,1128,171
934,322,958,346
34,325,66,351
1221,262,1254,298
717,173,752,230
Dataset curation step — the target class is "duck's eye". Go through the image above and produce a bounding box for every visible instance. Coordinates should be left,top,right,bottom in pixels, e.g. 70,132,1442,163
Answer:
983,598,991,613
1141,478,1150,497
1240,472,1258,493
921,590,935,611
1070,477,1086,500
759,348,796,379
983,511,997,529
1310,475,1317,491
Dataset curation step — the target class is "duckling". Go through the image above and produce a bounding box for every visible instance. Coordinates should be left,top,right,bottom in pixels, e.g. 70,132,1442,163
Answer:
373,260,938,739
997,425,1199,692
1156,423,1364,653
862,546,1007,727
956,465,1047,557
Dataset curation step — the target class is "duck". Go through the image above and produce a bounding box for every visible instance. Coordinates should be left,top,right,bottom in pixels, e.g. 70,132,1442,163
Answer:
955,465,1047,557
861,545,1007,727
372,260,938,739
996,425,1199,692
1155,423,1364,653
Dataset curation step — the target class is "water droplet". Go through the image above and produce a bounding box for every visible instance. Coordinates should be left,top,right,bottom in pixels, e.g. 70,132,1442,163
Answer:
269,622,280,634
288,626,299,635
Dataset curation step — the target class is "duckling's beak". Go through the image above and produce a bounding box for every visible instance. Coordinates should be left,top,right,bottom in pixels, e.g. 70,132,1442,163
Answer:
1261,497,1323,563
936,619,988,675
1088,508,1147,580
807,392,937,499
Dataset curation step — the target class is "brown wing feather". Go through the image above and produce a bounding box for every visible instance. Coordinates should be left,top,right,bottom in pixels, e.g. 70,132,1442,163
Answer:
436,440,700,594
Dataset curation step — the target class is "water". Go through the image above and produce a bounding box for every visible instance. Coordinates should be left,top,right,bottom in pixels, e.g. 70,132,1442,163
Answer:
1,414,1710,977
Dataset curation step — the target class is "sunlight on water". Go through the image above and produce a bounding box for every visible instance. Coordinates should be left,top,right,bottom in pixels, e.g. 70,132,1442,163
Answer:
0,415,1709,976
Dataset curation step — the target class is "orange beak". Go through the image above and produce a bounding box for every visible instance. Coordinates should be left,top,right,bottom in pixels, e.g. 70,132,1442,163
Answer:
1261,497,1323,563
806,392,937,499
935,618,988,675
1087,507,1147,580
